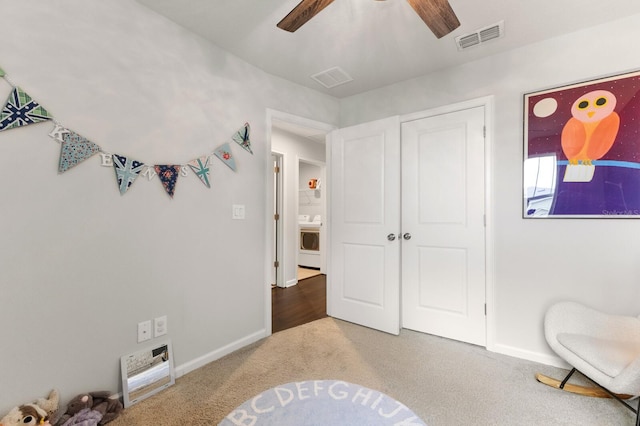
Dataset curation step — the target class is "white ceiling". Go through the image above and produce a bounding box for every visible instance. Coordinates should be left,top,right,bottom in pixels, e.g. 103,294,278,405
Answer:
136,0,640,99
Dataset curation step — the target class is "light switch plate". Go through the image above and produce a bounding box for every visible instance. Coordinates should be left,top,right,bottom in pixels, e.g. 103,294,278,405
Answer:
154,315,167,337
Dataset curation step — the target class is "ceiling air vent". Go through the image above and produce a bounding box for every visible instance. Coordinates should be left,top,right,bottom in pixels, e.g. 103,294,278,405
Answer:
311,66,353,89
455,21,504,51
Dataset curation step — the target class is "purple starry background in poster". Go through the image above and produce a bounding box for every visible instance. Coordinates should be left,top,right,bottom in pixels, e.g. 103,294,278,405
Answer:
525,72,640,216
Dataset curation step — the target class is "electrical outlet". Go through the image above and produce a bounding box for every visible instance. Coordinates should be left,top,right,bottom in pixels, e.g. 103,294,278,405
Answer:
232,204,245,220
137,320,152,343
154,315,167,337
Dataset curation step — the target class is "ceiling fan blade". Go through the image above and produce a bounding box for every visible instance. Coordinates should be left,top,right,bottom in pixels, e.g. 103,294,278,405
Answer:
277,0,336,32
407,0,461,38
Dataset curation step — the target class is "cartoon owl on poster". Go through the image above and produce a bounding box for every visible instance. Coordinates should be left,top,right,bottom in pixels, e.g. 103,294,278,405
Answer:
561,90,620,165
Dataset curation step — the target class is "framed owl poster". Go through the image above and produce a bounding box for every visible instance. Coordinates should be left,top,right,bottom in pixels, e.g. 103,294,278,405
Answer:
523,69,640,218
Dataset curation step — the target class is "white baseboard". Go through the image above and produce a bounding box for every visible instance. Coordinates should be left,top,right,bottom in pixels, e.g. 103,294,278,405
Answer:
285,278,298,288
173,331,570,381
174,329,267,378
491,343,570,369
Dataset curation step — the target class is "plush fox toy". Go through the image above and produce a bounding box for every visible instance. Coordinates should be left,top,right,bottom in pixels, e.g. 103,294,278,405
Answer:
0,389,59,426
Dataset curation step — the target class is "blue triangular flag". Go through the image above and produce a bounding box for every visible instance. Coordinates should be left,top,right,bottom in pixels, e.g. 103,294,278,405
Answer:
58,130,101,173
214,143,236,171
113,154,145,195
232,122,252,154
188,156,211,188
155,165,180,198
0,87,52,131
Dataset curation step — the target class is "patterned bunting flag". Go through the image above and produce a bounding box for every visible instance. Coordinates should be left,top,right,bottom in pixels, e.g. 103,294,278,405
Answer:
0,87,52,131
232,122,252,154
0,66,255,199
58,129,101,173
113,154,144,195
187,155,211,188
154,165,180,198
214,143,236,171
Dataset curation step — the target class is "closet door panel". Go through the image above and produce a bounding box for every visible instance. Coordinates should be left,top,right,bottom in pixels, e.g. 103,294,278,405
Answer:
402,106,487,346
329,116,400,335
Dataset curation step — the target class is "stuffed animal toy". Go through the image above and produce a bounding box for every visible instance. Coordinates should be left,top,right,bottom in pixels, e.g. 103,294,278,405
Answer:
0,389,59,426
55,392,122,426
59,408,102,426
54,394,91,426
84,392,122,425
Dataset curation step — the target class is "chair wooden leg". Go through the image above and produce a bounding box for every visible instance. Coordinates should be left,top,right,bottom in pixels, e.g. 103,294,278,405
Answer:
538,369,640,423
535,372,632,399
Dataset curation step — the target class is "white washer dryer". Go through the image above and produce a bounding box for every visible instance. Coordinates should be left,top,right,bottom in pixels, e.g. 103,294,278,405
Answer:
298,215,321,268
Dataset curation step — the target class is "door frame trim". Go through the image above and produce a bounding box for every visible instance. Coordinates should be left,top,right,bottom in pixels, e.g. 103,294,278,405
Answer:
271,151,284,288
400,95,496,351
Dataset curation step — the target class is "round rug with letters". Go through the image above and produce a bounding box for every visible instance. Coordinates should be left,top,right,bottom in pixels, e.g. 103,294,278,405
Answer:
219,380,426,425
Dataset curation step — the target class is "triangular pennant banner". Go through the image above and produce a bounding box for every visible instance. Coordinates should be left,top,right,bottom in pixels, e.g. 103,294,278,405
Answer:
187,156,211,188
58,130,101,173
0,87,52,131
154,165,180,198
232,122,252,154
214,143,236,171
113,154,144,195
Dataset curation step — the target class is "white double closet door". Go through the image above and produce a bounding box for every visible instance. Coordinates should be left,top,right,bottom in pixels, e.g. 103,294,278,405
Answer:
329,105,486,346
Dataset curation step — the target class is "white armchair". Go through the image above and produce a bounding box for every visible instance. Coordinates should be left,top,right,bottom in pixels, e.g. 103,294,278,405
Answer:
538,301,640,425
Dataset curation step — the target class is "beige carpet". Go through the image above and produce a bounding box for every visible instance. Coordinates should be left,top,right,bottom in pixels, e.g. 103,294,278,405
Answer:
109,318,633,425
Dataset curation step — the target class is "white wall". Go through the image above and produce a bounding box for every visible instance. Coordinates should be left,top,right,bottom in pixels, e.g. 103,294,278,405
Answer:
0,0,338,411
299,162,323,218
271,128,326,286
339,14,640,363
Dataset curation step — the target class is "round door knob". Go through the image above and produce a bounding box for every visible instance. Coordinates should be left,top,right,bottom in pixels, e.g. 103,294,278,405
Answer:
403,233,411,240
387,233,396,241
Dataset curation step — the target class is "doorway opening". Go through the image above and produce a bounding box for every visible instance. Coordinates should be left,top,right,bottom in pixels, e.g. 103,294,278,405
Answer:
297,158,325,281
267,110,334,333
272,275,327,333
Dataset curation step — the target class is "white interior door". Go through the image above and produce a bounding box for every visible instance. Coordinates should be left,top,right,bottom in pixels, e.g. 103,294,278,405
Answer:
401,106,486,346
329,116,400,335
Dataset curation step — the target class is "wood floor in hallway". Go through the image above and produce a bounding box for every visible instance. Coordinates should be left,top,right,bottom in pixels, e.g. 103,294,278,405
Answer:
272,274,327,333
